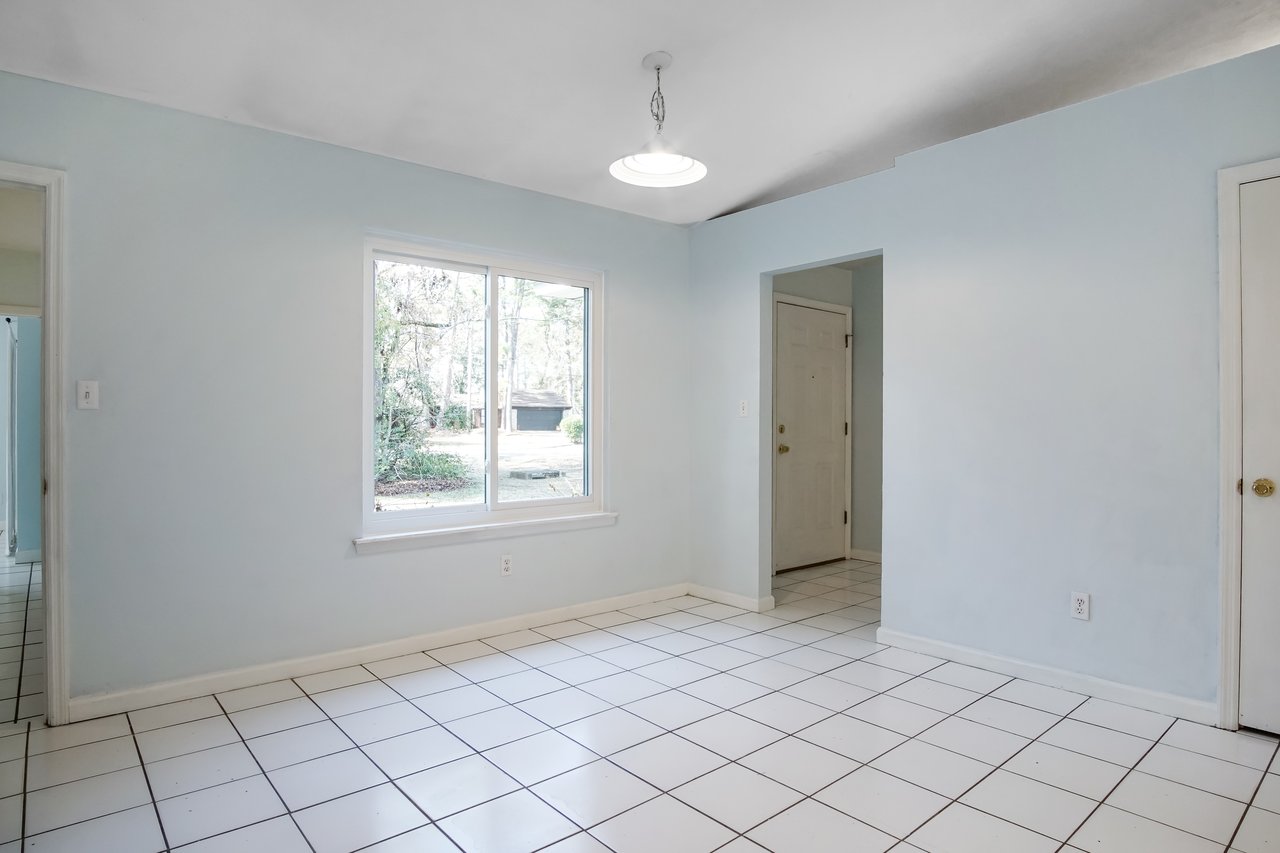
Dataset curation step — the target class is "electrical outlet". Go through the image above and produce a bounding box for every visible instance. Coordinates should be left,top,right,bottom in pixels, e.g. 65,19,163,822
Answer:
500,555,513,577
738,400,748,417
1071,592,1090,621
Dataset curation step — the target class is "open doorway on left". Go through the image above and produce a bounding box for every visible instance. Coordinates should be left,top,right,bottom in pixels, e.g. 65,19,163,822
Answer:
0,179,45,724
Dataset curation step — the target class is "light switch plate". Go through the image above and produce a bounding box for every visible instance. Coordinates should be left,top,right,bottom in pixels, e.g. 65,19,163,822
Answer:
76,380,99,410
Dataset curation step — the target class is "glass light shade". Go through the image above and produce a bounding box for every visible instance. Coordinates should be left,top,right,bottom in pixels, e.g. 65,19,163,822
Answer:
610,134,707,187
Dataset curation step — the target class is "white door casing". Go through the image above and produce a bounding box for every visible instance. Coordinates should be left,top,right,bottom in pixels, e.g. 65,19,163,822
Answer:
1238,174,1280,734
773,297,850,571
0,160,66,725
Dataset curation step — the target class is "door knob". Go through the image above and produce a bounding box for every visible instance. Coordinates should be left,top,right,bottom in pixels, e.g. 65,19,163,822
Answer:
1254,478,1276,497
778,444,790,454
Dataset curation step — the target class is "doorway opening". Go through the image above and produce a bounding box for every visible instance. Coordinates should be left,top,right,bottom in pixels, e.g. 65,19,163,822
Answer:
0,161,65,727
0,181,45,724
1219,157,1280,735
770,256,882,574
765,253,883,624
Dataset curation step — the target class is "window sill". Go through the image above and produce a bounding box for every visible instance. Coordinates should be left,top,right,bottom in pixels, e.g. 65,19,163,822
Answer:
354,511,618,554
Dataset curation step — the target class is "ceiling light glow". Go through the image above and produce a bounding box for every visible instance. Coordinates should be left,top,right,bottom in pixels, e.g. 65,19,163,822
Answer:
610,52,706,188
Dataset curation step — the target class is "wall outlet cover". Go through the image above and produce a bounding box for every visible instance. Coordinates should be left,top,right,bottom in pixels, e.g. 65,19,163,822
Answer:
1071,592,1090,621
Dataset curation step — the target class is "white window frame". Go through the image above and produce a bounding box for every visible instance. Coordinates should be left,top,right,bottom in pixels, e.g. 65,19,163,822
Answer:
356,236,611,552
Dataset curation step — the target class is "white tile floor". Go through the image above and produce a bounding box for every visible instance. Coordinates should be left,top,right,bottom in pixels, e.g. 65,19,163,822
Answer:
0,561,44,726
0,559,1276,851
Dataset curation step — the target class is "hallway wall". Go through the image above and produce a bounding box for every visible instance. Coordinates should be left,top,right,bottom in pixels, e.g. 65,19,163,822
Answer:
690,44,1280,705
11,317,38,555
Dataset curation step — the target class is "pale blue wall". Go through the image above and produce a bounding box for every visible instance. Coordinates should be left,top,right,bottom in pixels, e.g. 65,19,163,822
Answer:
0,70,693,698
3,40,1279,706
690,45,1280,703
12,317,39,554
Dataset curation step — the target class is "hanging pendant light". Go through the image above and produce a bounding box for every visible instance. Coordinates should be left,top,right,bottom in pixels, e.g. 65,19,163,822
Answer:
610,51,707,188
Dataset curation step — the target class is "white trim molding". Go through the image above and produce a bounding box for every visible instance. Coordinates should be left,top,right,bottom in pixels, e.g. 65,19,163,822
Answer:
68,581,761,721
686,584,775,613
354,511,617,554
848,549,881,563
0,160,68,726
1218,156,1280,731
877,628,1217,725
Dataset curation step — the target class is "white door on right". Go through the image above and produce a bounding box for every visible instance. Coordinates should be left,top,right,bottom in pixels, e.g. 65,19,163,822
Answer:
773,300,848,572
1240,175,1280,734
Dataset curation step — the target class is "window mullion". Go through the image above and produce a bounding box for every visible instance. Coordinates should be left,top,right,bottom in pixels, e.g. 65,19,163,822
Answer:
485,269,499,510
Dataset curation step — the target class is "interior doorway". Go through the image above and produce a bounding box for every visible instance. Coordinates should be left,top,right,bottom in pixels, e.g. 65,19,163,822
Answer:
0,180,45,724
1221,160,1280,735
771,256,883,574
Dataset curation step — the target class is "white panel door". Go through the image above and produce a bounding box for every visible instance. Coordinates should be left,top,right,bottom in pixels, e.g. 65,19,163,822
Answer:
774,301,848,571
1240,175,1280,734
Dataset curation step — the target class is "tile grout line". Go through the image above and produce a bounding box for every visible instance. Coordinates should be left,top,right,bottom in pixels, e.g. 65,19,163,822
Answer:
464,582,890,846
28,701,328,846
296,616,826,847
19,561,45,725
803,661,1017,844
287,671,438,847
14,740,156,845
508,572,920,848
17,719,27,851
368,661,650,853
769,576,1105,847
811,662,1071,850
125,709,173,852
10,563,31,726
1223,738,1280,851
773,577,1147,848
210,690,318,853
1054,716,1179,850
297,667,610,852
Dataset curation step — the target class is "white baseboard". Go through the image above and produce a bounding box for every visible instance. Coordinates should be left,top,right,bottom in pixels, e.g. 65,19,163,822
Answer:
686,585,774,613
848,549,881,563
876,628,1217,725
68,581,748,722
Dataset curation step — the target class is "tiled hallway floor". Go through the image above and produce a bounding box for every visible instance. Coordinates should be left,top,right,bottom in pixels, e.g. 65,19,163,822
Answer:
0,559,1277,851
0,560,44,725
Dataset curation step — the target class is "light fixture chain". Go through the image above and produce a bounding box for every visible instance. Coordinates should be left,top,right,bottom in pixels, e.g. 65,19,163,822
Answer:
650,66,665,134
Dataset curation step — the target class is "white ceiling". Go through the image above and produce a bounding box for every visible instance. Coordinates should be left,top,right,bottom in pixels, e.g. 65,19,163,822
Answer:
2,1,1278,225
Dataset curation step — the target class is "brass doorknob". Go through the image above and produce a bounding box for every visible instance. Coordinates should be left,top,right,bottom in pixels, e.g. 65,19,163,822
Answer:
778,444,790,454
1254,478,1276,497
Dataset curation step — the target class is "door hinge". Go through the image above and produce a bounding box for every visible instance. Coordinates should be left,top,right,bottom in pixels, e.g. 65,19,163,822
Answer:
42,478,47,496
844,511,848,525
845,334,851,348
1238,478,1244,495
844,422,848,436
